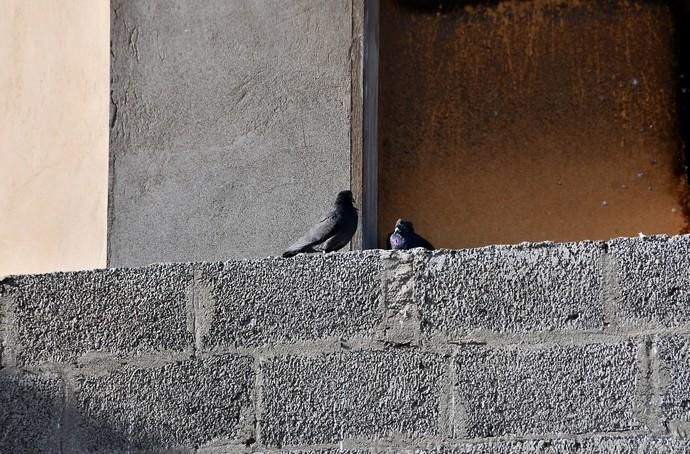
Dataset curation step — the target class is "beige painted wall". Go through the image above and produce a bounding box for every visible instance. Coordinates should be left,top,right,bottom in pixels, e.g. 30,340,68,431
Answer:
0,1,109,275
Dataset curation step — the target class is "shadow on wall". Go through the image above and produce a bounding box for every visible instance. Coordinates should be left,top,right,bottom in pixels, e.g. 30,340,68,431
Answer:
0,368,168,452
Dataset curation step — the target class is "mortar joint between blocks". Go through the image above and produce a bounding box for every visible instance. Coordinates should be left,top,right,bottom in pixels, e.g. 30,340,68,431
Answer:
253,354,264,449
601,242,621,330
0,295,18,368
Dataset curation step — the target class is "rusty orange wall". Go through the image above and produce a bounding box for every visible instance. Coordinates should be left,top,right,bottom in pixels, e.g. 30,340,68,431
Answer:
379,0,688,248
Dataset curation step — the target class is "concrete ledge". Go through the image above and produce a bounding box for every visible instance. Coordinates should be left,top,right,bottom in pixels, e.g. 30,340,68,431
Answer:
5,264,194,367
197,252,383,350
418,241,605,339
609,236,690,329
1,235,690,451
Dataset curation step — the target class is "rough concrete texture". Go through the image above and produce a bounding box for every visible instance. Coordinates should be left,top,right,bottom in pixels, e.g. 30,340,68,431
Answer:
5,264,194,366
197,252,383,350
67,355,254,451
108,0,352,267
261,351,446,447
419,241,605,339
1,235,690,451
656,335,690,428
411,436,690,454
644,437,690,453
453,341,641,438
255,435,690,453
0,368,63,453
609,236,690,328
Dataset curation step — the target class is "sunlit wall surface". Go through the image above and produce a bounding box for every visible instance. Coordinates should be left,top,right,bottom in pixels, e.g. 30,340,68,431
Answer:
0,0,109,275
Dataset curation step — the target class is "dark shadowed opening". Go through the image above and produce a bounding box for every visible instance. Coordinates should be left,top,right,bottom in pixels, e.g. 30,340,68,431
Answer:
378,0,690,249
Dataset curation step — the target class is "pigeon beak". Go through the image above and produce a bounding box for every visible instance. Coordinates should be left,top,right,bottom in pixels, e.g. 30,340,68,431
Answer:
394,227,400,234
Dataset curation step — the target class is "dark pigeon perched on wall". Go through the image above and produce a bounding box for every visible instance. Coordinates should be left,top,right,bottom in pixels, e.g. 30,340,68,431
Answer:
386,218,434,250
282,190,358,258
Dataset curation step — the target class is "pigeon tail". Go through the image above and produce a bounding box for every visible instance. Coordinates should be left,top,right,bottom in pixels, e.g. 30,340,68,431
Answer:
281,191,358,258
281,245,317,258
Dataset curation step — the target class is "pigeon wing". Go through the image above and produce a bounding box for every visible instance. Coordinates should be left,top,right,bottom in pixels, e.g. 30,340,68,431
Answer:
282,212,339,257
414,233,434,250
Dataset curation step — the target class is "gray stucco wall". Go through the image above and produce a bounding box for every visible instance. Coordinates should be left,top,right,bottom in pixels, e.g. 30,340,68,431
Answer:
2,235,690,452
109,1,353,267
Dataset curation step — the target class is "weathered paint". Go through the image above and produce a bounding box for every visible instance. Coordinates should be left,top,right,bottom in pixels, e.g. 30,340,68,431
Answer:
379,0,688,248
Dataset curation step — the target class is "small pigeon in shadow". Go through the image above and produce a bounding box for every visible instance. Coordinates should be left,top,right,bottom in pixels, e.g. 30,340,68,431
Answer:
282,190,358,258
386,219,434,250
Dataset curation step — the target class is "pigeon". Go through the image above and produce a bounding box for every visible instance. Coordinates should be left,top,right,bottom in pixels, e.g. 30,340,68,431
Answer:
386,219,434,250
282,190,358,258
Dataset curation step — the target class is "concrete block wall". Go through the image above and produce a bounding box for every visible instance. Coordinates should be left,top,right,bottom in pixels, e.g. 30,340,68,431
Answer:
1,235,690,453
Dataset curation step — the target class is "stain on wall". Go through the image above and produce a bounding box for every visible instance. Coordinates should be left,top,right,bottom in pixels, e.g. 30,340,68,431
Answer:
379,0,689,248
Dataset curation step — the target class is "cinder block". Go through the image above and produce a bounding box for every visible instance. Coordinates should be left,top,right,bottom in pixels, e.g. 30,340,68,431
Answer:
259,436,679,454
453,341,641,438
197,252,383,349
0,368,63,453
10,264,194,366
643,437,690,453
261,350,446,447
272,451,369,454
656,335,690,426
608,235,690,328
415,436,644,453
418,242,604,338
66,354,254,451
276,437,690,454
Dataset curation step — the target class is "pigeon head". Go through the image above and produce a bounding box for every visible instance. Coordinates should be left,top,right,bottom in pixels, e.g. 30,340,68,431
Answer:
394,218,414,234
335,190,355,207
